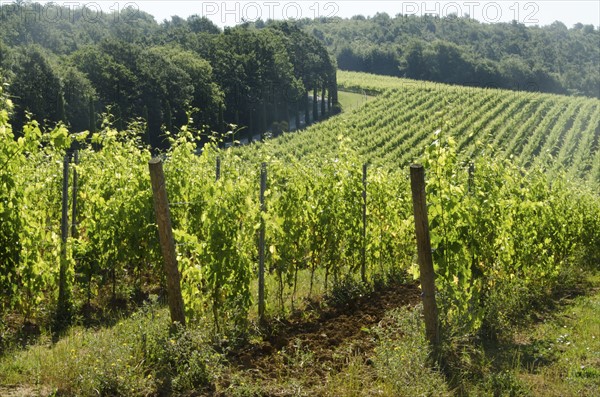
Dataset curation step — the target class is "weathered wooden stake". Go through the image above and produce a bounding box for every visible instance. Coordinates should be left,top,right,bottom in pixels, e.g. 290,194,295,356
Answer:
60,154,69,246
410,164,439,347
468,162,474,194
71,150,78,238
149,158,186,326
258,162,267,323
216,156,221,181
56,154,70,328
361,163,367,284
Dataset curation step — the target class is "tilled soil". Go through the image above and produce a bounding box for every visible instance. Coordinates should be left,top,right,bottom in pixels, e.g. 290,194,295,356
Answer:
227,281,421,393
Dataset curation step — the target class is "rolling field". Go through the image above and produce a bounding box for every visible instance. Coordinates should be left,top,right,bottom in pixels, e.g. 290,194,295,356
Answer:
337,90,374,112
247,71,600,184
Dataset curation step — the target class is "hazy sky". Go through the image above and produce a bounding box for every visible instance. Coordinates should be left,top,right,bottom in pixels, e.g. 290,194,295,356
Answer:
125,1,598,27
32,1,600,28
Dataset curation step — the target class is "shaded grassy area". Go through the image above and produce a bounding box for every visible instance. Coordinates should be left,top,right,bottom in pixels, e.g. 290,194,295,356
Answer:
513,274,600,396
338,90,374,112
460,273,600,397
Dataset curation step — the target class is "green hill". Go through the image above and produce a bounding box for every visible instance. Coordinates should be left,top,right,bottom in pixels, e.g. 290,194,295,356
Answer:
246,71,600,183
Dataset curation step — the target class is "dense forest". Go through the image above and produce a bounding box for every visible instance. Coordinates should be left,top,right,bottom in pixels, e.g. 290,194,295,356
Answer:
296,13,600,98
0,3,337,147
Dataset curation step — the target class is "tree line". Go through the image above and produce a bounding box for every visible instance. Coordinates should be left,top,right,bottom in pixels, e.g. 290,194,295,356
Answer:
296,13,599,98
0,3,337,147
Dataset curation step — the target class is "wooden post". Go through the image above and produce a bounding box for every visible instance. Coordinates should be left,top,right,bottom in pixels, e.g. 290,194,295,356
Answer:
361,163,367,284
410,164,439,347
71,150,78,238
216,156,221,181
60,154,69,245
468,162,474,194
149,158,186,326
56,154,70,328
258,162,267,323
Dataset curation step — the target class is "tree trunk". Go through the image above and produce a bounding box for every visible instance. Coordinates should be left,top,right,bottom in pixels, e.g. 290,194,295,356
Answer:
312,87,318,121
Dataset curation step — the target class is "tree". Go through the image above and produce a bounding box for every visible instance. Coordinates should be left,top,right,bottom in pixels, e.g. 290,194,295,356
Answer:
149,46,224,131
188,15,220,34
70,42,140,122
403,40,427,79
9,45,62,132
57,65,96,132
269,22,337,125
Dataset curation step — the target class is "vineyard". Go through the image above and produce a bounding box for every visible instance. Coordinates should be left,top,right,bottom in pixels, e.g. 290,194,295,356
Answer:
250,71,600,184
1,72,600,395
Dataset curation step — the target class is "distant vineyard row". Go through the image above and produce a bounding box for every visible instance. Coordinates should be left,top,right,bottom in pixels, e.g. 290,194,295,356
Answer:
246,71,600,184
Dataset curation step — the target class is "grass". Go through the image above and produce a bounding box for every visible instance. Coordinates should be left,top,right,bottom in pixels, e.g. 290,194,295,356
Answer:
513,274,600,396
372,306,451,396
458,272,600,397
337,90,374,112
0,307,167,395
0,301,220,396
258,267,327,317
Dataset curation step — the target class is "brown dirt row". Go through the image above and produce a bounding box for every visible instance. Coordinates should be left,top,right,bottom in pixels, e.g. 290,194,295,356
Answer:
228,281,421,389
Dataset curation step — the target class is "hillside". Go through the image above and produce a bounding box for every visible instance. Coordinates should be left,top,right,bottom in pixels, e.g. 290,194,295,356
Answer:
245,71,600,184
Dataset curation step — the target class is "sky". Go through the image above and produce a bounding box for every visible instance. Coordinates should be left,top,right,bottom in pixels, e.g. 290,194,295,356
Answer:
28,1,600,28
